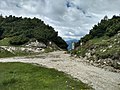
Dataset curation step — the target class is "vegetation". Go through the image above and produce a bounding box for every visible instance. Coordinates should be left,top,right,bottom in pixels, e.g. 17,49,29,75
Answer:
0,62,92,90
74,15,120,59
10,35,29,45
0,46,40,58
0,48,15,58
80,15,120,43
72,15,120,69
74,35,120,59
0,15,68,49
0,38,11,46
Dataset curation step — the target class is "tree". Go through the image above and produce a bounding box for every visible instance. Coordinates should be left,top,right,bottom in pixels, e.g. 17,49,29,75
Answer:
103,15,108,21
0,15,68,49
79,15,120,43
0,26,4,39
9,35,29,45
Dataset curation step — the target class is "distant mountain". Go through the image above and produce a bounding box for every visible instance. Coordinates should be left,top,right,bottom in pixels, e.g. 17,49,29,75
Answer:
66,39,78,50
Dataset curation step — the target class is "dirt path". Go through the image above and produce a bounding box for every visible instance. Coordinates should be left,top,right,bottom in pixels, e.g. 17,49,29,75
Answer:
0,51,120,90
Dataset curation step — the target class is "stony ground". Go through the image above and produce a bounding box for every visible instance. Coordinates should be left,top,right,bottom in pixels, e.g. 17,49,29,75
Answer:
0,51,120,90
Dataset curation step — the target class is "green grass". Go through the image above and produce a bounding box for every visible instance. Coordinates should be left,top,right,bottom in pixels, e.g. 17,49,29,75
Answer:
0,46,41,58
89,36,109,44
0,48,36,58
0,49,15,58
0,38,11,46
44,47,54,53
74,34,120,59
0,63,92,90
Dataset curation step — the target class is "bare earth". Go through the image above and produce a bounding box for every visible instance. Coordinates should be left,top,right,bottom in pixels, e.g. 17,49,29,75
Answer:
0,51,120,90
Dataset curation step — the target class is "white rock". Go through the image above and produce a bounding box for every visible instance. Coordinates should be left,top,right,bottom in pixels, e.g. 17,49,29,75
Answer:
108,45,112,48
103,49,106,52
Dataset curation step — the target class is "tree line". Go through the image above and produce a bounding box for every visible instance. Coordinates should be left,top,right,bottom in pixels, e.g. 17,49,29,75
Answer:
80,15,120,43
0,15,68,49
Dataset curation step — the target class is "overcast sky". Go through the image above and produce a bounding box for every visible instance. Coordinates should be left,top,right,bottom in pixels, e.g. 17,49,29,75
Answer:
0,0,120,40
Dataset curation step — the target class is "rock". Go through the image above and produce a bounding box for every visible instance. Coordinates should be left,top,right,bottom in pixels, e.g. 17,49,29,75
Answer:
114,39,117,41
74,55,77,58
26,40,46,48
108,45,112,48
93,55,98,61
103,49,106,52
90,60,94,64
0,46,45,53
85,52,91,58
103,61,107,64
117,62,120,65
117,41,120,44
100,49,103,52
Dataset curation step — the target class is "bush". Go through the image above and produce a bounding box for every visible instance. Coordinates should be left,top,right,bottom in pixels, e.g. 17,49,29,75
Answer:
10,35,29,45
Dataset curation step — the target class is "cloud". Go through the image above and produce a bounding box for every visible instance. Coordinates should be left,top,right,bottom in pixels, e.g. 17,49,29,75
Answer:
0,0,120,40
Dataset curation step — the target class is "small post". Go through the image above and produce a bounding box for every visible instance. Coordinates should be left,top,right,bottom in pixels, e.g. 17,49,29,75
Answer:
72,42,75,50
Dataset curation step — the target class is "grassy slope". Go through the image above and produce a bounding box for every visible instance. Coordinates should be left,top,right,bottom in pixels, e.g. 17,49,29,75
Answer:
0,38,11,46
0,47,37,58
0,38,15,58
72,34,120,69
0,63,92,90
0,38,61,58
0,38,40,58
74,34,120,59
0,48,15,58
90,35,120,59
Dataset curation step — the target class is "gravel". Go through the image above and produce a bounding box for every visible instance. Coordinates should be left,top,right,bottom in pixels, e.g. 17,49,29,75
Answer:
0,51,120,90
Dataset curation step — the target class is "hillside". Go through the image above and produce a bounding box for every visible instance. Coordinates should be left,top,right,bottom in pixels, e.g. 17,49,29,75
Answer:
0,15,68,50
73,15,120,70
0,51,120,90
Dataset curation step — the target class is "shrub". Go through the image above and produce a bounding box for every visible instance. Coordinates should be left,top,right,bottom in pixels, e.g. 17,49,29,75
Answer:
10,35,29,45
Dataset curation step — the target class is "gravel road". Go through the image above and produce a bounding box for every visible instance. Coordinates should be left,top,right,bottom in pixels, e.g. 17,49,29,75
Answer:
0,51,120,90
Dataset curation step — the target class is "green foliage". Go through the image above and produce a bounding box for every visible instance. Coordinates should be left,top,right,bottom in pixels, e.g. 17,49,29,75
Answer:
0,15,68,49
0,63,92,90
71,15,120,69
53,36,68,50
76,35,120,60
106,22,120,37
0,38,11,46
80,15,120,43
81,34,93,43
9,35,29,45
44,47,54,53
0,26,4,39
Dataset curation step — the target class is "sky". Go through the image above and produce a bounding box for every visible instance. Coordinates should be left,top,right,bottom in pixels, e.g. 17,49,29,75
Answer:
0,0,120,40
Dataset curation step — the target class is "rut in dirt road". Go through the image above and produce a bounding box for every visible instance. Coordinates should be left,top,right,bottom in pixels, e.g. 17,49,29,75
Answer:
0,51,120,90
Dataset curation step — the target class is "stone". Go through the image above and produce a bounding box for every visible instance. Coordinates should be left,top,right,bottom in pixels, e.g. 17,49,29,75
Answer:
103,49,106,52
26,40,46,48
108,45,112,48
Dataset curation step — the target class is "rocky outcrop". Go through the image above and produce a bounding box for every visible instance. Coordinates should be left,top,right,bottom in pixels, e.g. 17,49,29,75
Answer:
0,46,45,53
0,40,47,53
0,40,62,55
25,40,46,48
